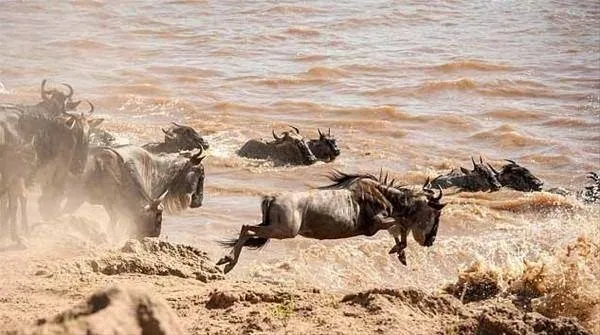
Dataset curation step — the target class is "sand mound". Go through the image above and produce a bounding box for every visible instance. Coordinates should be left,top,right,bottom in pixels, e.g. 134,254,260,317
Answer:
206,284,297,309
341,288,461,315
88,238,224,283
13,286,183,335
451,300,591,335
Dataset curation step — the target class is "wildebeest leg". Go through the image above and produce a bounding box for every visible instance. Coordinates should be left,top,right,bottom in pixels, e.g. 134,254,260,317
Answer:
7,192,18,242
18,182,28,234
217,225,253,274
388,225,408,265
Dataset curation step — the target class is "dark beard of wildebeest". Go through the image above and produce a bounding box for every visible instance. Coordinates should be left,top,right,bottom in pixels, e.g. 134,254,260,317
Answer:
62,147,168,238
63,144,205,214
307,128,341,162
581,172,600,204
217,170,446,274
33,102,104,220
431,156,502,192
237,125,317,166
0,141,37,242
486,159,544,192
142,122,209,154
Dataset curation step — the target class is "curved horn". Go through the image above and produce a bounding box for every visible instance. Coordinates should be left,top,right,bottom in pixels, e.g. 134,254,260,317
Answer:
505,159,517,165
423,177,431,190
87,100,94,114
288,125,300,134
479,155,484,164
272,129,283,141
41,79,50,100
318,128,323,137
190,148,205,164
328,128,331,136
62,83,74,99
434,185,443,201
487,163,500,175
162,128,175,139
171,121,185,128
471,156,477,168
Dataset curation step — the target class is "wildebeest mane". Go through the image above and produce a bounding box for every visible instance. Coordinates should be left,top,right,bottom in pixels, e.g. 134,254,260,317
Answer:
100,147,154,203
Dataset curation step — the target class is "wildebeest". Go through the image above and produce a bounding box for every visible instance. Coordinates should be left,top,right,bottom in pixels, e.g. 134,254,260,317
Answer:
142,122,209,153
35,103,104,219
62,147,169,238
237,126,317,166
307,128,341,162
431,157,502,192
0,140,36,242
70,144,206,212
487,159,543,192
4,80,81,120
217,171,445,274
581,172,599,203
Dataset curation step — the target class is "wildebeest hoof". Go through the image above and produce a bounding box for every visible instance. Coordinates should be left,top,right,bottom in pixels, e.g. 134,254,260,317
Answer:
216,255,232,266
223,263,236,274
397,251,407,266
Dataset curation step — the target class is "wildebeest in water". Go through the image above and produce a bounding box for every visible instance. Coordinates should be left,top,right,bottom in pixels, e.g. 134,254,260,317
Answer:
237,125,317,166
431,156,502,192
307,127,341,162
217,171,446,274
142,122,209,153
487,159,544,192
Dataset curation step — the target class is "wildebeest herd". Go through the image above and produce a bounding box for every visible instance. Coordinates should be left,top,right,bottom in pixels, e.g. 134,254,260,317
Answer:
0,80,598,274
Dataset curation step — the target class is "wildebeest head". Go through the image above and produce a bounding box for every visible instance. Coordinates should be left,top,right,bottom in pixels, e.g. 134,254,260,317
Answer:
459,156,502,192
310,128,340,161
406,179,446,247
272,125,317,165
135,189,168,238
40,79,81,115
167,149,206,210
489,159,543,192
55,102,103,174
163,122,209,150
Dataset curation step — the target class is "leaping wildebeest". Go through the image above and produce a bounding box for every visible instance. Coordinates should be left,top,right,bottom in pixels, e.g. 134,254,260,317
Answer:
217,171,446,274
431,156,502,192
142,122,210,153
237,125,317,166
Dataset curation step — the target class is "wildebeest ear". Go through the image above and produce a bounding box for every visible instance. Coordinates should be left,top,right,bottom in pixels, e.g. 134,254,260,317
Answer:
89,118,104,128
460,167,471,175
429,202,446,210
64,117,77,129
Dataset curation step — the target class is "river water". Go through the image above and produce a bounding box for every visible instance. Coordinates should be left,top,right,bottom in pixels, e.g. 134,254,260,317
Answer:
1,0,598,302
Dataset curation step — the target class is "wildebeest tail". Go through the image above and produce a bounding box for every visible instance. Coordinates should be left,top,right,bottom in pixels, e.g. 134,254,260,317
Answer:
218,196,275,250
